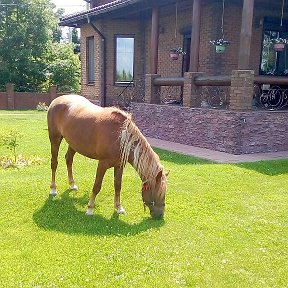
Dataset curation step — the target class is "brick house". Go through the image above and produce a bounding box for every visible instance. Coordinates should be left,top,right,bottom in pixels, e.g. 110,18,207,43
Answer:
60,0,288,154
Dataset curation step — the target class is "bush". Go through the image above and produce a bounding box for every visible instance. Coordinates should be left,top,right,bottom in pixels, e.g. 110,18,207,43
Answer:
36,102,49,111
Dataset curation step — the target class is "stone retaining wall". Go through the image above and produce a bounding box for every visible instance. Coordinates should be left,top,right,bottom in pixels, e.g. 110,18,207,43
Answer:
130,103,288,154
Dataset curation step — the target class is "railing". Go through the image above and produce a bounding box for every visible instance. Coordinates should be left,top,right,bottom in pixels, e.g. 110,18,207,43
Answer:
194,75,231,86
113,79,145,110
194,76,230,109
153,77,184,105
152,75,231,109
153,75,288,110
115,75,288,111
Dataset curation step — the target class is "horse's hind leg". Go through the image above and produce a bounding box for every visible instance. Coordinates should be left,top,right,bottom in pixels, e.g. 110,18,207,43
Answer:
65,146,78,190
86,160,109,216
114,167,125,214
49,134,63,196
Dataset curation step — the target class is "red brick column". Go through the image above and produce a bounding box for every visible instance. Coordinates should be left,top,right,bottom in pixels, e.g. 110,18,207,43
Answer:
183,72,204,107
145,74,161,104
229,70,254,111
49,85,57,103
6,83,15,110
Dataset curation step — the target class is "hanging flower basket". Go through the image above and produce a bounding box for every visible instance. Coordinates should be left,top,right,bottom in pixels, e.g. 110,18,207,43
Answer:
271,38,287,52
170,51,179,60
210,39,230,54
215,45,226,53
274,43,286,52
169,47,186,60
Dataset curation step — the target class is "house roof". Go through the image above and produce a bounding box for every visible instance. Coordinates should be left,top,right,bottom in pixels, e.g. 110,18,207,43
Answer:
60,0,144,27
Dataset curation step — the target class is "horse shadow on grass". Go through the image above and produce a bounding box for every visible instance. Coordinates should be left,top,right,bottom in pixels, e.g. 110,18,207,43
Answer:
33,190,164,236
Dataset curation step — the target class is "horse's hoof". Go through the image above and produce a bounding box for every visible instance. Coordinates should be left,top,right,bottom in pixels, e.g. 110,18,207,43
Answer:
86,208,94,216
116,207,126,214
70,184,78,191
50,188,57,196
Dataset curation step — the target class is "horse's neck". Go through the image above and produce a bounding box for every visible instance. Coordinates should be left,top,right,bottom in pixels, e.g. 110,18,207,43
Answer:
128,140,159,183
120,119,160,183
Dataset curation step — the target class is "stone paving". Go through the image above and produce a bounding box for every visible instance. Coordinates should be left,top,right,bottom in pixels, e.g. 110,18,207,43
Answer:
147,137,288,163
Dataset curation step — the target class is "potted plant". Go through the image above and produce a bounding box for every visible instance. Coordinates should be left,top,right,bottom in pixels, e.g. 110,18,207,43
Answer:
169,47,186,60
271,38,287,52
210,38,230,53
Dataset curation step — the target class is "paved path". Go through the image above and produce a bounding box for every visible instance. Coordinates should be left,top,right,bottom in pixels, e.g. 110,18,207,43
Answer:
147,137,288,163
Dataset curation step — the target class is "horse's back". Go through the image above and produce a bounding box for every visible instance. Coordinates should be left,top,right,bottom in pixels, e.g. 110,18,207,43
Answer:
48,94,102,116
48,94,129,162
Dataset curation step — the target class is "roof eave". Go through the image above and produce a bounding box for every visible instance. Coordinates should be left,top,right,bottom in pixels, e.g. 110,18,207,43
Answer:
59,0,144,27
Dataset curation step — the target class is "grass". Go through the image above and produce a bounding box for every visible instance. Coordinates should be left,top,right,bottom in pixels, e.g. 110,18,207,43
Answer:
0,110,288,287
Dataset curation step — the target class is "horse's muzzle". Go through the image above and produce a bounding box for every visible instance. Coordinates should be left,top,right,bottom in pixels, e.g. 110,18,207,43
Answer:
150,207,164,219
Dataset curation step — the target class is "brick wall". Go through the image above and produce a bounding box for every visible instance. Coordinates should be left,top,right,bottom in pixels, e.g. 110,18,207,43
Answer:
0,92,7,108
229,70,255,110
80,23,103,102
0,85,63,110
80,18,147,105
130,103,288,154
2,3,279,108
79,1,282,104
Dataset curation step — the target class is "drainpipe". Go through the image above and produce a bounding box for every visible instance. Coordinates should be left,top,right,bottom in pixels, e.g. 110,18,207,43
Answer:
87,16,107,107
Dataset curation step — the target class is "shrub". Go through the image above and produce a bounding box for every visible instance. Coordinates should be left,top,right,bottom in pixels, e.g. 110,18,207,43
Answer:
36,102,49,111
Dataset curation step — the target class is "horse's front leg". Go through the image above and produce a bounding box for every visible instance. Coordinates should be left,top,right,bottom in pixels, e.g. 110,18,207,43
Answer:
65,146,78,190
49,135,63,196
114,166,125,214
86,160,109,216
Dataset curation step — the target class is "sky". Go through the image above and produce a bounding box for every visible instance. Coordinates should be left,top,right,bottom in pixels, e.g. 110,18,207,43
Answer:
51,0,87,16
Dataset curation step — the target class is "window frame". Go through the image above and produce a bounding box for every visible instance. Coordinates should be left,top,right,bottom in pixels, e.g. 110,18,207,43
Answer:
114,34,135,85
86,36,95,84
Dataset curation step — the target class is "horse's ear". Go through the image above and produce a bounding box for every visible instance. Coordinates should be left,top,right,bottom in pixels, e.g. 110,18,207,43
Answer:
143,181,149,191
156,170,163,182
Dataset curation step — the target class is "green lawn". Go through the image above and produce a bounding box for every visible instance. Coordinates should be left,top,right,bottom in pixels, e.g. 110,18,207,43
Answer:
0,110,288,287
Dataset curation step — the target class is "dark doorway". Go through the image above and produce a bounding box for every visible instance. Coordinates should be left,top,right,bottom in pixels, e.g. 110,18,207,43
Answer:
182,34,191,75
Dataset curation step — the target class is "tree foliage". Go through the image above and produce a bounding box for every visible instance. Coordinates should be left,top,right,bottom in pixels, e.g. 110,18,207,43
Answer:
45,43,80,92
0,0,80,92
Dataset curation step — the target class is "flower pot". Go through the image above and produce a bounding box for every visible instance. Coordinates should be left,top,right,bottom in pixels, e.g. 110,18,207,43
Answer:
170,52,179,60
215,45,226,53
273,43,285,52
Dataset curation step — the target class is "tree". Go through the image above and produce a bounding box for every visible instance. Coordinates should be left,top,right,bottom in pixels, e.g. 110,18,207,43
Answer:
71,27,80,45
53,8,65,43
71,27,80,54
45,43,80,92
0,0,80,92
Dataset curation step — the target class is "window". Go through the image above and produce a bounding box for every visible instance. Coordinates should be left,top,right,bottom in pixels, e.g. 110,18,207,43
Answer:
87,36,95,83
115,36,134,83
260,18,288,76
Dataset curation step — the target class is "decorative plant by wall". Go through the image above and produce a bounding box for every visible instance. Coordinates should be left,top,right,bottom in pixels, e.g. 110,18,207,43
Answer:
210,0,230,53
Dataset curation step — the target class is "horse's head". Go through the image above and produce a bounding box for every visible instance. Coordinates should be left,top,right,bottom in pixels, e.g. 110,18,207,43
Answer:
142,169,168,219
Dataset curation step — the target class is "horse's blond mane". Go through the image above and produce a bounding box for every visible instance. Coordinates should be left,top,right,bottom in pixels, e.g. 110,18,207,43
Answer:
120,118,162,184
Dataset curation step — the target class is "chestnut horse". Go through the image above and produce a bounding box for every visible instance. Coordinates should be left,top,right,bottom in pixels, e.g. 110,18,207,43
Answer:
47,95,167,218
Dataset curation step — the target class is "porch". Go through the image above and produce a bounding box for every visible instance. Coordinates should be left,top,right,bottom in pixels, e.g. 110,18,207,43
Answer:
60,0,288,154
